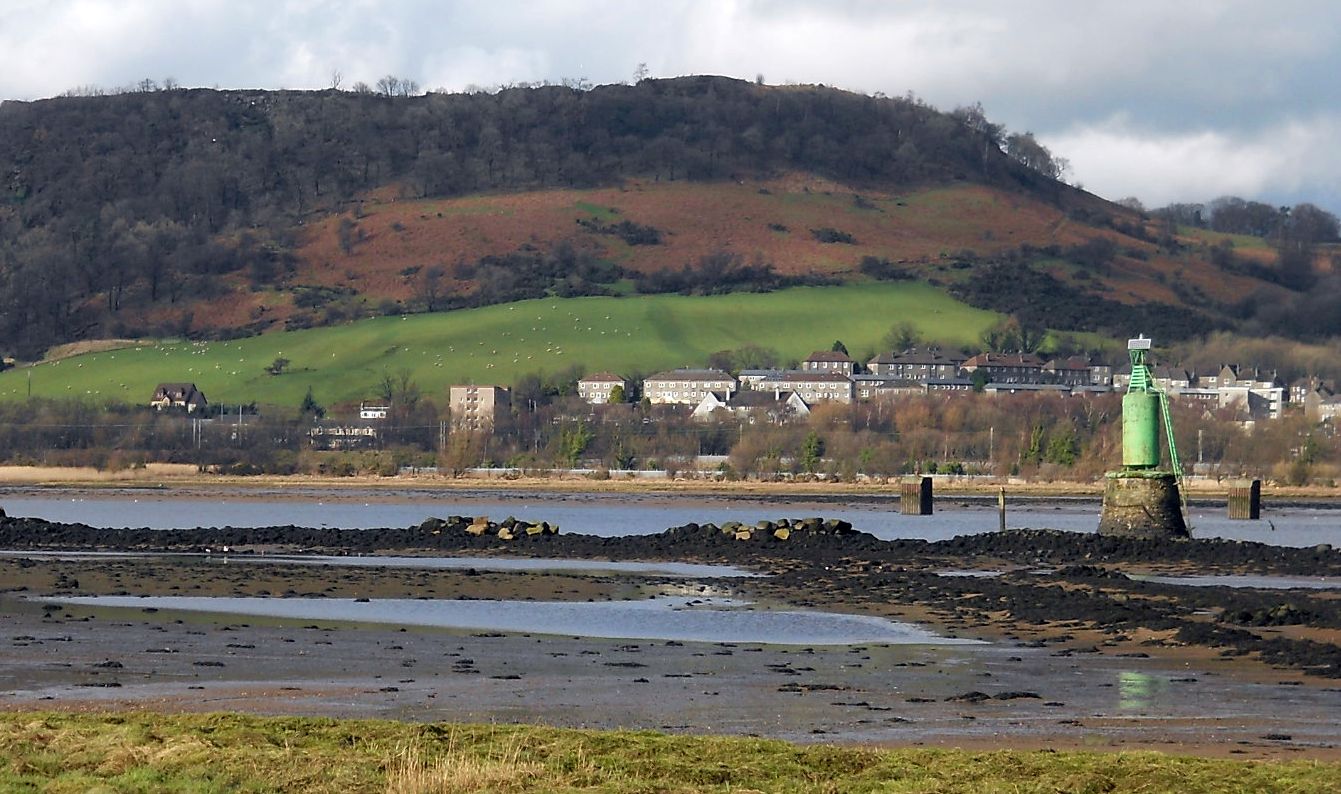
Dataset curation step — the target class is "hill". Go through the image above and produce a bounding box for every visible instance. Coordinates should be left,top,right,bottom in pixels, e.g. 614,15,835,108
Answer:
2,75,1316,364
0,283,1000,407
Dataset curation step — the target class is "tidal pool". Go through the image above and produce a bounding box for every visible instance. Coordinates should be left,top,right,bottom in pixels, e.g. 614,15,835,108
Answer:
45,594,978,646
1129,573,1341,590
0,550,756,578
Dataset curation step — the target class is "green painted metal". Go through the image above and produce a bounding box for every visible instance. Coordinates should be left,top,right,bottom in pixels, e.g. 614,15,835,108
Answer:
1122,391,1161,468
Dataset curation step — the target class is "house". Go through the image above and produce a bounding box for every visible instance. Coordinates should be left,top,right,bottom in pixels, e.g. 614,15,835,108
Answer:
1042,356,1094,387
643,369,737,405
448,385,511,429
1088,361,1114,387
1114,365,1193,392
801,350,856,377
1318,394,1341,424
959,353,1046,384
851,374,923,401
924,378,975,392
150,382,208,413
1299,382,1339,422
577,372,626,405
359,403,390,420
309,421,379,449
737,369,785,389
984,382,1073,396
1200,364,1240,389
1218,384,1287,421
758,371,854,405
867,348,965,381
691,389,809,423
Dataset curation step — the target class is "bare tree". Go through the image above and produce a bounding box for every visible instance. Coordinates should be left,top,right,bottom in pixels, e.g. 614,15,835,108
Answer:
376,75,420,97
1005,132,1069,181
329,69,343,90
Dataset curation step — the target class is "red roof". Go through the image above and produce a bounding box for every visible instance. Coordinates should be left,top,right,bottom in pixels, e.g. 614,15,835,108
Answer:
805,350,855,363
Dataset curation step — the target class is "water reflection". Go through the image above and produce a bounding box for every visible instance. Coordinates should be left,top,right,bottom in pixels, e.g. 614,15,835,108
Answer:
1117,670,1172,711
45,594,983,646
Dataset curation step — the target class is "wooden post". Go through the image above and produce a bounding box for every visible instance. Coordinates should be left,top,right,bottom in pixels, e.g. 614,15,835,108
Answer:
901,477,933,515
998,487,1006,532
1227,479,1261,520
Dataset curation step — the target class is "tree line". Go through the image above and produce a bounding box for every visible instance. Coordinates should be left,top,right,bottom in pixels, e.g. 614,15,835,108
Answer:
0,387,1333,486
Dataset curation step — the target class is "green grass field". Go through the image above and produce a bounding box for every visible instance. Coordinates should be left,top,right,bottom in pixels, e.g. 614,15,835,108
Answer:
0,283,999,408
1,711,1335,793
1177,225,1273,251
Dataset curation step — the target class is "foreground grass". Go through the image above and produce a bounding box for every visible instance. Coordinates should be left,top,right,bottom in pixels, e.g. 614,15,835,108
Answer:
0,283,998,406
1,712,1337,793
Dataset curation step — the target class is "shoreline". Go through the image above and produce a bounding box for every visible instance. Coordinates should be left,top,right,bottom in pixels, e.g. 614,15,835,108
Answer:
2,465,1340,503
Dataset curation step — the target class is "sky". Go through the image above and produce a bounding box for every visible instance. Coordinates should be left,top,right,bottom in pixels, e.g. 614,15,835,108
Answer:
3,0,1339,214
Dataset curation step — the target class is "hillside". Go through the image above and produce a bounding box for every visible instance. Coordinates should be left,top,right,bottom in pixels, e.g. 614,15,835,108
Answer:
0,283,1000,407
1,75,1312,363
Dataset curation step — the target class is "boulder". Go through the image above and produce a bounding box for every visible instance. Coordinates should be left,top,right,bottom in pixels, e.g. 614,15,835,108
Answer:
772,527,791,541
497,527,514,541
734,529,753,541
524,523,545,536
825,519,854,534
465,522,489,537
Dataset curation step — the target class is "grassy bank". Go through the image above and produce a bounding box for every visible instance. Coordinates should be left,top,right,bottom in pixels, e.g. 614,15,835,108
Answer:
1,711,1336,793
0,283,998,407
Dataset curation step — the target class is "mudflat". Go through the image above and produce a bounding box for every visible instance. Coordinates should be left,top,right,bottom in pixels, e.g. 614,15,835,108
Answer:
3,513,1341,760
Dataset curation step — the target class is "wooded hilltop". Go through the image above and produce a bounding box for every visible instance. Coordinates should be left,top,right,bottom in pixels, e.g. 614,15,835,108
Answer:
3,75,1337,362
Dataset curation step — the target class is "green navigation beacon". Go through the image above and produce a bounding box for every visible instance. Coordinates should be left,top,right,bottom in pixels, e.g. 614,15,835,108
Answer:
1098,335,1189,538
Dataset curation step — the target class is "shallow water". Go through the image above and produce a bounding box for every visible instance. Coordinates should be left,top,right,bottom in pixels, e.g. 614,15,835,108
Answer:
0,550,757,578
2,489,1338,547
45,594,978,646
1130,573,1341,590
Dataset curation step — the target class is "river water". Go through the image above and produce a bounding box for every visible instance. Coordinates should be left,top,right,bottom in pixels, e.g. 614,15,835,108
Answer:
2,487,1338,547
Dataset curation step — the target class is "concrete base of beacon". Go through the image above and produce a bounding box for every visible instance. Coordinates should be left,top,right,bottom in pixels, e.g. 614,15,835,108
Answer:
1098,470,1188,539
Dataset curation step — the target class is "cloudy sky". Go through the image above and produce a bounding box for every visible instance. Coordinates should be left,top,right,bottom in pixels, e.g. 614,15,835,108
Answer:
3,0,1338,213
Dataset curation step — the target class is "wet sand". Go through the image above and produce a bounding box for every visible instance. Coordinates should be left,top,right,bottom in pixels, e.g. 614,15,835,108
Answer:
4,515,1341,760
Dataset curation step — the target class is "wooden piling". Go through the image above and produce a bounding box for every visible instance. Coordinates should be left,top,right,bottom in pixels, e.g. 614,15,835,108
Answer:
1227,479,1261,520
998,487,1006,532
901,477,933,515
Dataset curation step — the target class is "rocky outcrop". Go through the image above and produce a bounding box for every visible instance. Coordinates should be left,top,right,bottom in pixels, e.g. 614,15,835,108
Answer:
421,515,559,542
665,517,855,543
